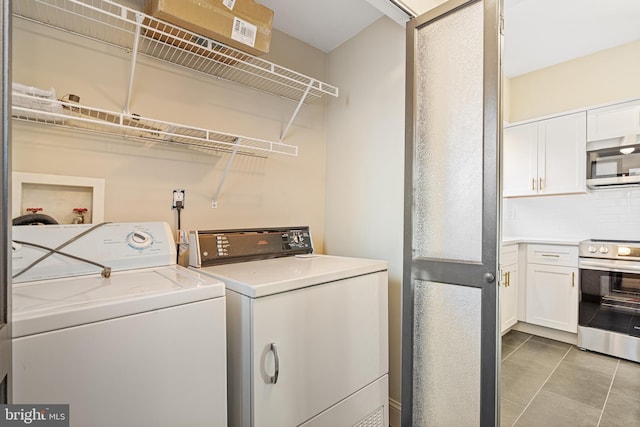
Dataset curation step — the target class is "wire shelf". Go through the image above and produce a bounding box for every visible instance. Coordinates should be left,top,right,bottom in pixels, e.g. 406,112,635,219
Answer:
13,0,339,104
12,92,298,157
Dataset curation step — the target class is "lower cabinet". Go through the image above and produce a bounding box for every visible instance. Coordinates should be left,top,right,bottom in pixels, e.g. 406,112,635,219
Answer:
525,244,578,333
500,244,518,334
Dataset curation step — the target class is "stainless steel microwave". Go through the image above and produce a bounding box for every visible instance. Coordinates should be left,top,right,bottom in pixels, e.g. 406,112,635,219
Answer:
587,141,640,189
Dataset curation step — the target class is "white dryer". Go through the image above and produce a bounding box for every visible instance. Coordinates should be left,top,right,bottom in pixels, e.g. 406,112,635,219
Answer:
189,226,389,427
12,222,227,427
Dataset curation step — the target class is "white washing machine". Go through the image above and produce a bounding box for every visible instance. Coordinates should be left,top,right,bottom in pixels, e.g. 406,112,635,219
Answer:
12,222,227,427
189,226,389,427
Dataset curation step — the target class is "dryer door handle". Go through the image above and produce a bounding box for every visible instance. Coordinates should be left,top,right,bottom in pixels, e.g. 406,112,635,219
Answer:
267,343,279,384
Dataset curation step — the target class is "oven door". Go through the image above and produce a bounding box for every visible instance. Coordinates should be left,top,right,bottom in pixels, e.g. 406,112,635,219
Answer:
579,258,640,336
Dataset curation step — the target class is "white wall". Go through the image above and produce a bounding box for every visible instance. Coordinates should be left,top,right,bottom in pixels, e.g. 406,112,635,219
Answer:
325,16,405,424
508,40,640,123
12,14,329,250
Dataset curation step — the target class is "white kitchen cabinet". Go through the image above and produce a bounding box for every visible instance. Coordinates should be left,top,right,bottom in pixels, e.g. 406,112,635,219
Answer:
525,244,578,333
500,244,518,334
587,99,640,142
503,122,538,197
503,112,587,197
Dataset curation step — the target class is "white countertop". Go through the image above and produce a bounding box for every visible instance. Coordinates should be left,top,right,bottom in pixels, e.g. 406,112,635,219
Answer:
502,237,582,246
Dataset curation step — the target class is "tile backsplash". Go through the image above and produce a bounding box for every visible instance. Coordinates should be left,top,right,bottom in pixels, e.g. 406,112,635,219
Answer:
502,188,640,241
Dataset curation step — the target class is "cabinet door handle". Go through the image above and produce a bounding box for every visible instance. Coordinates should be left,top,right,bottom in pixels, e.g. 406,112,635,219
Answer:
531,178,535,191
501,271,511,287
571,272,575,288
267,343,280,384
539,177,544,190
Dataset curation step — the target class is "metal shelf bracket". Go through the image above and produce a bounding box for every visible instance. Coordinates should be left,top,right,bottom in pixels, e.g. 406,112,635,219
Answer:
280,80,313,141
211,138,242,208
124,12,144,115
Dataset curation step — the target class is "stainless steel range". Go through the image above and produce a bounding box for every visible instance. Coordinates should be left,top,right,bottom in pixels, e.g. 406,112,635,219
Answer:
578,239,640,362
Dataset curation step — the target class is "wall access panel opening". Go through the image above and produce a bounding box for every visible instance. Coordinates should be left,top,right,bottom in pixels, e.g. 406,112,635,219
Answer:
12,172,105,224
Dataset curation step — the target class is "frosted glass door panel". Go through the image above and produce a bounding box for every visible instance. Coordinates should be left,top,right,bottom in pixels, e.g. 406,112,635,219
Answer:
413,280,481,426
413,1,484,263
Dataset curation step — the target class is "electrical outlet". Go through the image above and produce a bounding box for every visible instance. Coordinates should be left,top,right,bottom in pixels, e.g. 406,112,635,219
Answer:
172,189,185,209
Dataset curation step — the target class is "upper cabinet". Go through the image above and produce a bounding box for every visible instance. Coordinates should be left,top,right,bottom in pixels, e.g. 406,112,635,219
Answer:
503,121,537,197
503,112,587,198
587,99,640,143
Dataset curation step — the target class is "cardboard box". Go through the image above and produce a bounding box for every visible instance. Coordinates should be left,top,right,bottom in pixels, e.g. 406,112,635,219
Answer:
144,0,273,56
142,20,240,65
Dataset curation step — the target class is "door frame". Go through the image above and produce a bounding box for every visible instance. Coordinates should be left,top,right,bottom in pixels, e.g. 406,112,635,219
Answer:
0,0,12,404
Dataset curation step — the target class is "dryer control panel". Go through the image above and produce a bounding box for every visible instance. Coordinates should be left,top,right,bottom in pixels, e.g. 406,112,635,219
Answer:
190,226,313,267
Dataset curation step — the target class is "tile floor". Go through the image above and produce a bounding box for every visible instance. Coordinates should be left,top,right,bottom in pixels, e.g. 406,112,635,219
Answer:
501,331,640,426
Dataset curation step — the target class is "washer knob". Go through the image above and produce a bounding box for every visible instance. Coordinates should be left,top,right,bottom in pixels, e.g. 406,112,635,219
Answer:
599,246,609,254
127,230,153,249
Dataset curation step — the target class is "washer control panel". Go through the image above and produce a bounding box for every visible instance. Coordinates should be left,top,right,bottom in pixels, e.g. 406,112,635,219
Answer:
12,222,175,283
191,226,313,267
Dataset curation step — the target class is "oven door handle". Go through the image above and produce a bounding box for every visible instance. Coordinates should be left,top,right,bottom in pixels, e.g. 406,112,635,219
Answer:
579,259,640,274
